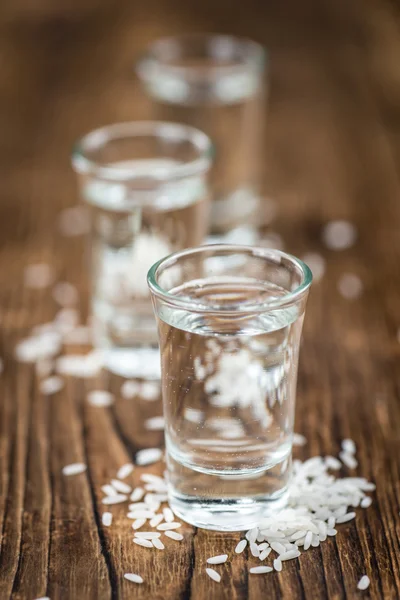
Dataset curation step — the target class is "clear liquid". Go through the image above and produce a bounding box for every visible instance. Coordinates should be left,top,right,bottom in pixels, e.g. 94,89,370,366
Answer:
157,278,304,530
86,159,209,353
143,69,265,233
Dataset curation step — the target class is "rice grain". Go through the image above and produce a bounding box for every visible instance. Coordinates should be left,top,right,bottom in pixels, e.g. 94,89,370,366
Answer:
102,494,128,505
235,539,247,554
152,538,165,550
102,512,112,526
40,376,64,395
157,522,181,531
111,479,131,494
87,390,114,407
130,487,144,502
133,538,153,548
62,463,87,476
132,519,146,530
207,554,228,565
164,530,183,541
117,463,134,479
206,568,221,583
357,575,370,590
124,573,143,584
273,558,282,572
250,566,273,574
136,448,163,466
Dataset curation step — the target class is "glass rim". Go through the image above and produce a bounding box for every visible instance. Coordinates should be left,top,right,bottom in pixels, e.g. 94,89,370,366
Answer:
147,244,313,314
136,34,267,81
71,121,214,182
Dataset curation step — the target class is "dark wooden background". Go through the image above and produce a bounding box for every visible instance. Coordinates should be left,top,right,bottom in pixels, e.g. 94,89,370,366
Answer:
1,0,400,598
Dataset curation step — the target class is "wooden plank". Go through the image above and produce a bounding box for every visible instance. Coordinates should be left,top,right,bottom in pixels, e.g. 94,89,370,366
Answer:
11,377,51,600
46,377,111,599
0,366,31,598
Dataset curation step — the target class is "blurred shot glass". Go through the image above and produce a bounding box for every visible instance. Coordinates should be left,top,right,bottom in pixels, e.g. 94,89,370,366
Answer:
137,34,267,235
71,121,212,377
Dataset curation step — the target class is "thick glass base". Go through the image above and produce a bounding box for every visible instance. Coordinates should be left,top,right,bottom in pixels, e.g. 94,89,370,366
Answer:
169,486,289,531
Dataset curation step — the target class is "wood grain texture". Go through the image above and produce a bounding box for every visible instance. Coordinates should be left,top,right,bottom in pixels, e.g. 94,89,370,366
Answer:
0,0,400,598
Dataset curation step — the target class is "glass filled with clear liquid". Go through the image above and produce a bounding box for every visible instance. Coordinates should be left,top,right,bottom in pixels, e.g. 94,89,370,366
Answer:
71,122,212,376
137,35,266,235
147,245,312,530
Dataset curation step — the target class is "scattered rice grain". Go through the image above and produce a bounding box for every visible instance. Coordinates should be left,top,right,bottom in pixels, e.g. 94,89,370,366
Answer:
150,514,164,527
132,518,146,530
134,532,161,539
102,484,116,496
157,522,181,531
322,220,357,250
273,558,282,572
130,487,144,502
140,381,160,401
111,479,131,494
145,416,165,430
121,380,140,399
361,497,372,508
235,539,247,554
102,512,112,526
207,554,228,565
269,541,286,554
303,531,313,551
136,448,163,466
124,573,143,584
357,575,370,591
133,538,153,548
164,530,183,541
339,451,358,469
40,376,64,395
250,542,260,557
163,507,174,523
336,512,356,524
250,566,273,574
293,433,307,446
128,510,155,519
87,390,114,407
206,568,221,583
338,273,363,300
62,463,87,476
102,494,128,505
279,550,301,561
117,463,134,479
259,548,272,561
152,538,165,550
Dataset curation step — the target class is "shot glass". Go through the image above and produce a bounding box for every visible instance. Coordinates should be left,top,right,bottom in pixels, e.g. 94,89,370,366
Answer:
147,245,312,530
71,121,212,376
137,35,266,235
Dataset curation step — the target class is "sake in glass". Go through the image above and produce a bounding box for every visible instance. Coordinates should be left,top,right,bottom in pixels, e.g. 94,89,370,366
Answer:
137,35,266,234
72,122,212,377
147,245,312,530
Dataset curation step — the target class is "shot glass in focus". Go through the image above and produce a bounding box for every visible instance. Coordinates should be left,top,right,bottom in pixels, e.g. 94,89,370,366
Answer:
147,244,312,530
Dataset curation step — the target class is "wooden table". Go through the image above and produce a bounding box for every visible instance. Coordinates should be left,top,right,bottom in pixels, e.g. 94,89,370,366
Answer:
1,0,400,598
